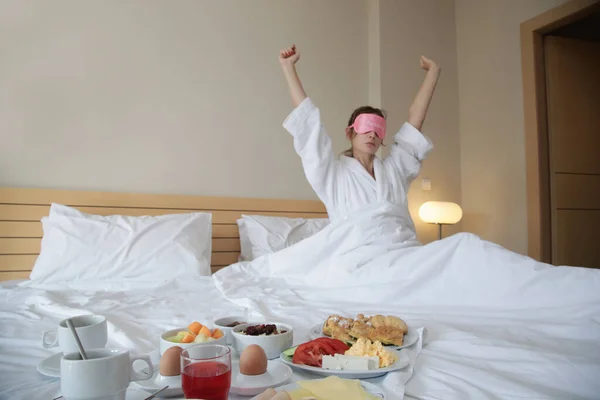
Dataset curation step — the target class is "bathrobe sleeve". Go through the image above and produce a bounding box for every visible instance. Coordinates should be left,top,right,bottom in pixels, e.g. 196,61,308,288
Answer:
385,122,434,183
283,97,337,205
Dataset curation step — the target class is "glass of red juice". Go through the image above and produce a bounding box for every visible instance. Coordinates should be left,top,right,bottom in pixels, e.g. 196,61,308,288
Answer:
180,344,232,400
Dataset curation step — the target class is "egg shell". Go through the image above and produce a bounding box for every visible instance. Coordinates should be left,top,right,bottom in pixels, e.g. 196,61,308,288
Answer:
239,344,268,376
160,345,183,376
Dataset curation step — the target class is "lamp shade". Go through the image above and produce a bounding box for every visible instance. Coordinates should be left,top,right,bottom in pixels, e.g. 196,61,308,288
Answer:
419,201,463,224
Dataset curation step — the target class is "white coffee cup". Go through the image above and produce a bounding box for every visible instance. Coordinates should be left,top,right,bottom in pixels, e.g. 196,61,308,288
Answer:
42,315,107,354
60,348,154,400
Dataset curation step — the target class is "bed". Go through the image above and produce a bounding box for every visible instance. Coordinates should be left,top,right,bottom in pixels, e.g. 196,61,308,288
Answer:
1,186,599,400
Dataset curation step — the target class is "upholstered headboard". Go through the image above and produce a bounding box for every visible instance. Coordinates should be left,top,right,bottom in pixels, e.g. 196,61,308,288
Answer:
0,187,327,281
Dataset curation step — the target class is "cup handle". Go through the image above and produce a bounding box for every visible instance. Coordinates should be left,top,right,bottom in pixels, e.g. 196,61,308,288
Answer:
130,355,154,382
42,330,58,348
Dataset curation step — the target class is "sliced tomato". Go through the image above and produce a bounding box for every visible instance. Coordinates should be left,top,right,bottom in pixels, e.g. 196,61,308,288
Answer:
292,338,350,367
312,337,350,354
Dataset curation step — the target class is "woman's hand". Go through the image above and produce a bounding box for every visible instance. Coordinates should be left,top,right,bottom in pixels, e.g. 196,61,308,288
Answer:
278,44,306,107
408,55,441,131
279,45,300,68
419,55,439,72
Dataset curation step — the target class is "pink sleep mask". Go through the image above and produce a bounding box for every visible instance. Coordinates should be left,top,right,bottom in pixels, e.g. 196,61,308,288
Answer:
346,113,387,139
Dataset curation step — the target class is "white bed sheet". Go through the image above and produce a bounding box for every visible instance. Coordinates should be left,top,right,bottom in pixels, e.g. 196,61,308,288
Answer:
0,276,421,400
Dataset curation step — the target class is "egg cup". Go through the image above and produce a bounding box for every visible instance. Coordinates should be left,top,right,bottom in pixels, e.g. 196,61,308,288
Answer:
155,373,181,387
230,359,293,396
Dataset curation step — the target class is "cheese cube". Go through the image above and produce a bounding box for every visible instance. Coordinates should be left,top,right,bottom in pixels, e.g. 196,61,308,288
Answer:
321,354,380,371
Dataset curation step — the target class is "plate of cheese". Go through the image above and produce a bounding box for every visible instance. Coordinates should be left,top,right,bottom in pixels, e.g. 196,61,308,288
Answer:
276,376,385,399
279,337,410,379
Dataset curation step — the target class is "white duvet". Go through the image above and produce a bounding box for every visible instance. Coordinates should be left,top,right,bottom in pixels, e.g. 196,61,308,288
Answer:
214,202,600,399
1,202,599,400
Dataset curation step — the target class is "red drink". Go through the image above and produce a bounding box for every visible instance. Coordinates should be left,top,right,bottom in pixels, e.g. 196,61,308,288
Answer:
182,361,231,400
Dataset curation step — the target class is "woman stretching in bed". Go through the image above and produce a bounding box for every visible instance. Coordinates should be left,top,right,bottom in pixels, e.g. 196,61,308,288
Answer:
279,44,441,241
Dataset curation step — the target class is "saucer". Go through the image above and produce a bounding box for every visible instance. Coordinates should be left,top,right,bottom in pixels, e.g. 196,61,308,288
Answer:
230,360,293,396
37,352,62,378
133,369,183,398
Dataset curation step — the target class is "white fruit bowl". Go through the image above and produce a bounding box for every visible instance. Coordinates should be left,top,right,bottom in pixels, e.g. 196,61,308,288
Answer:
159,327,226,356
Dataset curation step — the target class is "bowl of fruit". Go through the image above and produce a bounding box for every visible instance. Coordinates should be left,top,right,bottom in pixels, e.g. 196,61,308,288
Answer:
160,321,226,355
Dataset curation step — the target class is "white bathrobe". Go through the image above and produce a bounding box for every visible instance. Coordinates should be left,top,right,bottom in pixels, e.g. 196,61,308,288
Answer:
283,97,433,243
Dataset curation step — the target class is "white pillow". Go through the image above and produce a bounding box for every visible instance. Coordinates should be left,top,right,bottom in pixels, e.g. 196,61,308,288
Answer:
237,215,329,261
29,203,213,283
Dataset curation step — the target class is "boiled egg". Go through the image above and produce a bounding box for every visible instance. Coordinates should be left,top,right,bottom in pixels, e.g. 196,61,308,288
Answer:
160,346,183,376
239,344,268,376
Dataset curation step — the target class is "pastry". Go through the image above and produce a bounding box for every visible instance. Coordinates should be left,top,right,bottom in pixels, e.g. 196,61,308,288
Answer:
369,325,404,346
324,313,407,346
384,315,408,334
322,314,354,342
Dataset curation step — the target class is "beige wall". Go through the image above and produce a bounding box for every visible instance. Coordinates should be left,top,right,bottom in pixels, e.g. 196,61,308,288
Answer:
455,0,568,254
0,0,368,200
379,0,461,244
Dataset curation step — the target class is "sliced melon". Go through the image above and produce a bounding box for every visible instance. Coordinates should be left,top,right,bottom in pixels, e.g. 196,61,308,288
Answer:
193,334,215,343
180,332,196,343
188,321,203,335
166,331,187,343
212,328,224,339
198,325,211,337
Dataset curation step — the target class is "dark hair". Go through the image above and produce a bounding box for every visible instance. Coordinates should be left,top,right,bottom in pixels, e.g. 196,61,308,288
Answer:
343,106,387,157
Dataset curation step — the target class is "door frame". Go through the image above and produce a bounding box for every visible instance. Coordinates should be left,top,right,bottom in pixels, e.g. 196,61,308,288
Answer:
520,0,600,263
